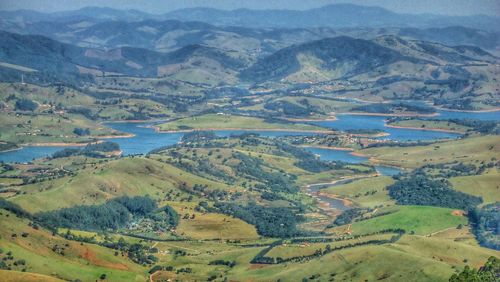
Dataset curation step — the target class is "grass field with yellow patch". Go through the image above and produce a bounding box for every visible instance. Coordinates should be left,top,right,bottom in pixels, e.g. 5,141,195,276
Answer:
450,169,500,205
360,135,500,168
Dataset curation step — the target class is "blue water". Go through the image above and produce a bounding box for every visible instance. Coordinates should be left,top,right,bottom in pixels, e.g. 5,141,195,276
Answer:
109,124,318,156
309,109,499,141
210,130,317,138
375,166,402,176
0,123,318,163
304,147,368,163
302,147,402,176
0,146,79,163
1,109,497,163
104,122,183,156
310,114,461,141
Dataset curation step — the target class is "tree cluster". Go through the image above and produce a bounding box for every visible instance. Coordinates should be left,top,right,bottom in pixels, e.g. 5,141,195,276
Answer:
388,172,482,210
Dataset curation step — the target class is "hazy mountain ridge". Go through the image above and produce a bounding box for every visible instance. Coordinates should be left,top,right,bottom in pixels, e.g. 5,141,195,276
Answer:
0,6,153,22
1,29,497,80
0,30,245,81
397,26,500,50
241,35,498,83
164,4,500,31
1,4,499,31
240,36,413,82
1,17,498,58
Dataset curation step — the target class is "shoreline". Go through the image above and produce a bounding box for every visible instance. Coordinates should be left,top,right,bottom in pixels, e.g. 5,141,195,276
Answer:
350,151,369,158
317,192,354,207
300,145,355,151
333,97,500,113
304,173,379,189
338,112,439,117
0,146,22,153
152,126,334,134
103,118,173,124
350,132,390,138
20,140,104,147
14,133,136,149
280,116,337,122
384,124,464,134
97,133,136,139
433,106,500,113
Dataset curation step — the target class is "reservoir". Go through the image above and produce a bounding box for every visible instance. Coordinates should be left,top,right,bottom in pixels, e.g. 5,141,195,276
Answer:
1,109,497,163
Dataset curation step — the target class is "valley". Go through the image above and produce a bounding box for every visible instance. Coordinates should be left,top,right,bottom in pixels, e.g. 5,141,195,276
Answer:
0,2,499,282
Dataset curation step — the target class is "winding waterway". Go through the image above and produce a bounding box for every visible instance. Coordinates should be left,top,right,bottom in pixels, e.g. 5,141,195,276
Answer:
302,146,402,210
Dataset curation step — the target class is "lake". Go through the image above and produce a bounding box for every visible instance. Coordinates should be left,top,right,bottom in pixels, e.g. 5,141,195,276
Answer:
309,108,499,141
302,146,402,176
1,109,497,163
0,123,317,163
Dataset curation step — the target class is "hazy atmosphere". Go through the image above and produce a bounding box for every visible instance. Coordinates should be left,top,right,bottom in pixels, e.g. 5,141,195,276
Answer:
1,0,499,15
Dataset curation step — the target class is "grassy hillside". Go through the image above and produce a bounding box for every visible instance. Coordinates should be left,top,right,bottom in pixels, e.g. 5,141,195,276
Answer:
156,114,328,132
164,201,259,240
0,210,147,281
387,119,471,133
221,235,497,282
322,176,395,208
328,205,467,236
1,134,498,281
450,169,500,205
10,157,236,213
0,113,119,145
0,270,64,282
240,36,408,82
360,135,500,168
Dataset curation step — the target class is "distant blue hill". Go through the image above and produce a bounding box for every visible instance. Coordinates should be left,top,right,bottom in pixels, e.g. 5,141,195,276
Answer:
1,4,499,31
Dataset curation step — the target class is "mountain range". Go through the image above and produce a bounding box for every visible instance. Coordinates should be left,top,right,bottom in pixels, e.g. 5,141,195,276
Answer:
1,4,499,31
0,30,244,83
1,30,497,86
1,18,499,58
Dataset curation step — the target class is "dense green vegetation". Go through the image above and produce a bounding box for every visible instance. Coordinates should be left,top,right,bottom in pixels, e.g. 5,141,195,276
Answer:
264,100,320,117
52,141,120,159
0,198,32,219
14,98,38,111
468,203,500,250
36,196,178,232
234,152,299,193
388,172,482,210
332,208,368,226
450,256,499,282
213,202,306,238
73,127,91,136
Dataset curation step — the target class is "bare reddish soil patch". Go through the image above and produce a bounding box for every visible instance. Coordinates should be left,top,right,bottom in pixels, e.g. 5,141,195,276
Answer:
81,246,129,270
